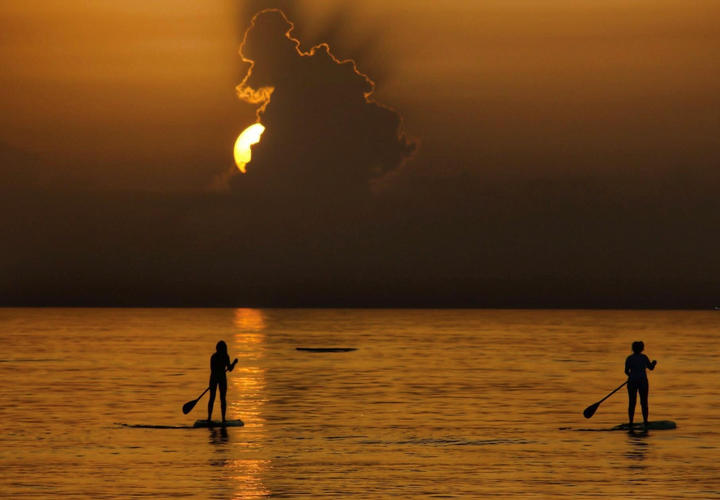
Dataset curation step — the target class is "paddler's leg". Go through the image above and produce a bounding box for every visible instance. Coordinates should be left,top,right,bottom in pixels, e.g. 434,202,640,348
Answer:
639,379,649,428
219,379,228,423
627,382,637,428
208,379,218,422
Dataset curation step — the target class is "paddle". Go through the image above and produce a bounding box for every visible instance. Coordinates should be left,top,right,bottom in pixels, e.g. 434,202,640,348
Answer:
182,386,211,415
583,380,628,419
182,366,232,415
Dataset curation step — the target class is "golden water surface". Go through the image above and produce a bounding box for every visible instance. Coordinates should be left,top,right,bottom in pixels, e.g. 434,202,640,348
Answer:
0,309,718,498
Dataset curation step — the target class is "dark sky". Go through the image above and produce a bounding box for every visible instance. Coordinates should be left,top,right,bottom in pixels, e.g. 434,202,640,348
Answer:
1,1,719,307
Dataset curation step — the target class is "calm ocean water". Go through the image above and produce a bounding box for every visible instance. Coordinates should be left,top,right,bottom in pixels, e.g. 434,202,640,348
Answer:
0,308,718,498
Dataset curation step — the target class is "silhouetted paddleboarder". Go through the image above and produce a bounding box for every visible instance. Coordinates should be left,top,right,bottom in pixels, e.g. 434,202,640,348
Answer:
625,341,657,431
208,341,238,423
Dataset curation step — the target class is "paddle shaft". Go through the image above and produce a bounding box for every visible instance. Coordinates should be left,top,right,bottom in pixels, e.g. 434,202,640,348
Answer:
194,386,211,402
596,380,628,405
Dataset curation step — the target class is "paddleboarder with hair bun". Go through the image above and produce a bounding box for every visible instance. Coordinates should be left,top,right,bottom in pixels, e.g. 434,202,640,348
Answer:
625,341,657,431
208,340,238,423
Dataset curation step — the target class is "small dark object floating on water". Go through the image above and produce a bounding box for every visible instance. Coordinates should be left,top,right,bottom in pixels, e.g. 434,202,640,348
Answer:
296,347,357,353
193,419,244,428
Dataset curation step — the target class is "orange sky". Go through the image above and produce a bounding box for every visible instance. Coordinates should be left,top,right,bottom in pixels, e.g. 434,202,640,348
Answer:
1,0,719,188
0,1,247,189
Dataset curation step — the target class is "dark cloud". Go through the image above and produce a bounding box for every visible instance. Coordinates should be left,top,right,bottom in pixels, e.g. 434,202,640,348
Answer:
229,9,416,197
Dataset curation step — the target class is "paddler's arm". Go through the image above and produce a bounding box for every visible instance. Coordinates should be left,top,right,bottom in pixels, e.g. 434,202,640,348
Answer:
646,357,657,370
227,357,238,372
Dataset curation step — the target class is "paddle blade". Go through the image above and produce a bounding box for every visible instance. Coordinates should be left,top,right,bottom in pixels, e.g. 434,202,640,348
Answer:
583,402,600,419
182,398,198,415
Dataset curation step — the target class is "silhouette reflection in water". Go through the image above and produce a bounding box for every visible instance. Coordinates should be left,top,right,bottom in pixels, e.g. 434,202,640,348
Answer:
209,426,230,445
625,433,651,469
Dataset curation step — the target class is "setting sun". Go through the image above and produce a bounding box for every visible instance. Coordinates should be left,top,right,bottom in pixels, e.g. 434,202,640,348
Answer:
233,123,265,173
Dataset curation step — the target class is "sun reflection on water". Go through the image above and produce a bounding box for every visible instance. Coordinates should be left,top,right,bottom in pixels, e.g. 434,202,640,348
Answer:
233,308,266,332
229,308,269,498
229,460,272,499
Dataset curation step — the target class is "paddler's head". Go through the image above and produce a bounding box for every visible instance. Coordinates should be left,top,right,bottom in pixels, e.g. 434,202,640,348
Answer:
216,340,228,354
631,341,644,354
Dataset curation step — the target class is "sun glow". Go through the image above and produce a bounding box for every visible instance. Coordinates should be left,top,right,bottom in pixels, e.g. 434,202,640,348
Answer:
233,123,265,173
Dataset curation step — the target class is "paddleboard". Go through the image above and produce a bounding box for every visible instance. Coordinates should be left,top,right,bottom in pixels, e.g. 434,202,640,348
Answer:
562,420,677,432
193,419,244,428
611,420,676,431
296,347,357,353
